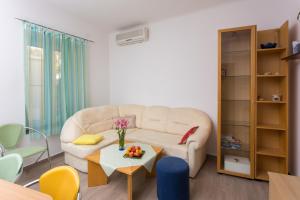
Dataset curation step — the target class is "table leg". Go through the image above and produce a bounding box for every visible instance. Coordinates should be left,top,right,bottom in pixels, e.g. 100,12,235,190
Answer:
127,174,133,200
149,153,162,177
88,160,108,187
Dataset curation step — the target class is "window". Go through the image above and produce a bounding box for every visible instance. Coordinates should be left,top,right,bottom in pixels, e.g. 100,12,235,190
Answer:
28,47,62,129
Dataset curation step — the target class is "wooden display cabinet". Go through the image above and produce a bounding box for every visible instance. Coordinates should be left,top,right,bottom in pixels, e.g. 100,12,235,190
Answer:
217,26,256,179
218,21,289,180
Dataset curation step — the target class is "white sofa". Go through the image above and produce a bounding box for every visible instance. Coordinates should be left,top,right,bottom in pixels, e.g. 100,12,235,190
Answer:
60,105,212,177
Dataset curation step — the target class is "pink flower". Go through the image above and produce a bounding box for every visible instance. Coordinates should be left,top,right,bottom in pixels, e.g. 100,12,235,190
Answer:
115,118,129,130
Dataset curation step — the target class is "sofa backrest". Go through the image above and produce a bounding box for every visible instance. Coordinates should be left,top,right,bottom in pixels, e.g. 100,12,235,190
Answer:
60,105,118,143
74,105,119,134
60,104,211,142
140,106,211,135
118,104,145,127
165,108,211,135
141,106,169,132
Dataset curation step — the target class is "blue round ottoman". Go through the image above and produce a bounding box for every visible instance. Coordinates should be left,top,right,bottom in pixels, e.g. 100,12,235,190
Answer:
156,156,189,200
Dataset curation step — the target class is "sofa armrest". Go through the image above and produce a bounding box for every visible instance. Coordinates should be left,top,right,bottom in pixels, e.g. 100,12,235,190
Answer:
186,124,211,150
60,117,84,143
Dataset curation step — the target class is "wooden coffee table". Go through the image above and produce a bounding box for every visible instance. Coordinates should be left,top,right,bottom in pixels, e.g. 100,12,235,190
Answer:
85,142,163,200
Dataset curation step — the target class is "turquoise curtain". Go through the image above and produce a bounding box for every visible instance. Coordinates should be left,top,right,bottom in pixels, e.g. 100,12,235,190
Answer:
24,23,87,135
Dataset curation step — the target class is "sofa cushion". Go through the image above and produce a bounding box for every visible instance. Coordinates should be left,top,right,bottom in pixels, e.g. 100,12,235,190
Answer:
166,108,208,135
126,129,188,160
62,129,137,158
118,105,145,127
141,106,169,132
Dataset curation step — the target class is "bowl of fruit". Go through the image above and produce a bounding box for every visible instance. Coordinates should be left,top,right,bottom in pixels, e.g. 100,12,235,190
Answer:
123,145,145,159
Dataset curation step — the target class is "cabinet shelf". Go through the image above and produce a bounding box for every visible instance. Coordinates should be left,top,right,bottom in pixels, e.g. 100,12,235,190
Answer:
222,120,250,127
257,47,286,54
256,101,286,104
218,169,251,179
255,154,287,181
222,149,250,158
223,99,250,101
256,147,286,158
222,143,249,152
222,49,250,54
256,75,286,78
256,124,286,131
222,75,250,78
255,170,269,181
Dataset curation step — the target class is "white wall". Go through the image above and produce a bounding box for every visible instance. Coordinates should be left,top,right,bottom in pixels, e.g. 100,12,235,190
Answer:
109,0,300,174
0,0,110,165
1,0,300,175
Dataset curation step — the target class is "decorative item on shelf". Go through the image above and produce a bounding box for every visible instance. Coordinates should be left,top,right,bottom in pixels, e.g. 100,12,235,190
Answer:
260,42,277,49
272,94,282,102
224,155,250,175
257,96,264,101
292,41,300,54
123,145,145,159
264,71,272,75
274,72,280,75
221,68,227,77
114,118,129,151
221,136,241,150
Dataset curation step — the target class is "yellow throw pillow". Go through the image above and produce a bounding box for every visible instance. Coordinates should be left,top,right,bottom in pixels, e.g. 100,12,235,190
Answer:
72,134,103,145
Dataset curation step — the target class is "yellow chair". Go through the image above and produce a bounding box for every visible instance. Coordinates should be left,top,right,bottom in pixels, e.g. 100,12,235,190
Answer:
24,166,80,200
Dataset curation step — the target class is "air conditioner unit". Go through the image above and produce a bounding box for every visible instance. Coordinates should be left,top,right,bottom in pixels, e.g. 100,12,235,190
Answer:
116,26,149,46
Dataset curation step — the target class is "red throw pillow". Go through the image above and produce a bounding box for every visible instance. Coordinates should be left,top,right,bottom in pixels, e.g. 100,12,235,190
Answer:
178,126,199,145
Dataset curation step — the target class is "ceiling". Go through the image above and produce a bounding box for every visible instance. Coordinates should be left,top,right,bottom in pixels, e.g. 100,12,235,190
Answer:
45,0,238,32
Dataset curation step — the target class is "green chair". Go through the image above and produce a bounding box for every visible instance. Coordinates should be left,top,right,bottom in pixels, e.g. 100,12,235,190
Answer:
0,124,51,168
0,153,23,182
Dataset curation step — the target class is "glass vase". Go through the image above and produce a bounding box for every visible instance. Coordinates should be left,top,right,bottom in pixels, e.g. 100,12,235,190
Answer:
118,130,125,151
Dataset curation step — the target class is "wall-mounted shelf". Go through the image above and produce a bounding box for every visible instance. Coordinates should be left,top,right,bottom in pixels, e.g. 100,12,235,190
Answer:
281,52,300,61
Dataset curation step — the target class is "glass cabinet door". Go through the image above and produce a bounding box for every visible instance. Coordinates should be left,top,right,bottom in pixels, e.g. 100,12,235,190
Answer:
218,27,255,177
